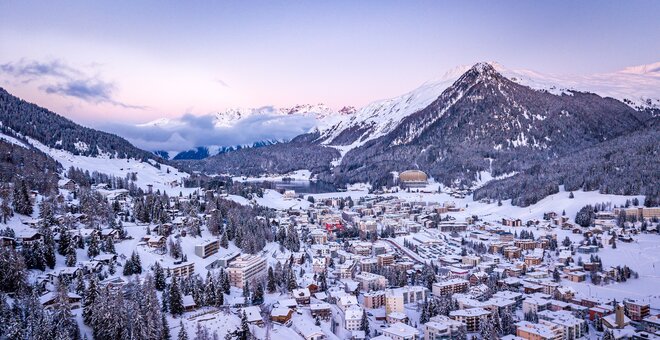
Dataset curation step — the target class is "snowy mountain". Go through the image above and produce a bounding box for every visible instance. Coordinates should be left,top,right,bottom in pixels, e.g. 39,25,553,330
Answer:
122,61,660,160
313,61,660,153
132,103,354,159
194,62,658,206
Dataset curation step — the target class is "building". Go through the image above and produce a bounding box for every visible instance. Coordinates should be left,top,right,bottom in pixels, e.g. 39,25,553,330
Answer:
182,295,197,312
503,218,523,227
385,286,428,314
381,322,419,340
565,271,586,282
462,255,481,267
355,272,388,292
292,288,311,305
242,306,264,326
310,303,332,320
537,310,586,339
377,254,395,267
523,297,550,315
364,291,386,309
227,255,267,288
449,308,490,332
58,179,77,191
398,170,428,188
602,304,631,330
344,305,364,331
40,291,82,310
271,307,294,324
424,316,464,340
167,262,195,277
432,279,468,296
146,235,166,248
337,295,359,311
616,207,660,220
194,239,220,258
310,229,328,244
515,321,562,340
524,255,543,267
623,299,650,321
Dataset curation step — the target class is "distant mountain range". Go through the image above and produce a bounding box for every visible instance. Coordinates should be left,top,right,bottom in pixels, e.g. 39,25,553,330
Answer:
134,61,660,160
186,62,659,206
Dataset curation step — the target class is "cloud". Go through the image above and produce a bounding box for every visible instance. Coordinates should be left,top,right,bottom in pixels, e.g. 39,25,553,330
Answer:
0,59,81,80
0,58,143,109
216,79,230,88
100,111,318,155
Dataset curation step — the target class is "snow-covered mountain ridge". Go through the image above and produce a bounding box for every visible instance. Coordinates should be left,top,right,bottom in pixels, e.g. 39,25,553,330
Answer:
312,61,660,152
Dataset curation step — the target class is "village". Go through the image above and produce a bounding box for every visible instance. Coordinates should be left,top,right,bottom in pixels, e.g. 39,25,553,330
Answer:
2,169,659,340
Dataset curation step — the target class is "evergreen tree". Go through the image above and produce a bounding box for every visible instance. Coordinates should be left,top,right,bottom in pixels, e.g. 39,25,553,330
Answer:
154,262,166,290
104,237,116,254
220,230,229,249
40,225,56,269
240,311,250,340
65,242,77,267
161,314,171,340
177,320,188,340
53,279,81,340
360,308,370,336
170,279,184,316
267,267,276,293
83,276,99,325
87,232,100,259
252,283,264,305
58,227,71,255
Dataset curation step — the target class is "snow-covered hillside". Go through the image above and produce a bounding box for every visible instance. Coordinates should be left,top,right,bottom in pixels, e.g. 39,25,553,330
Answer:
1,130,190,194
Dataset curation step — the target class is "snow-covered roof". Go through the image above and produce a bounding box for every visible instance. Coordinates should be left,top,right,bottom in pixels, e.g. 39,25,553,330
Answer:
382,322,418,338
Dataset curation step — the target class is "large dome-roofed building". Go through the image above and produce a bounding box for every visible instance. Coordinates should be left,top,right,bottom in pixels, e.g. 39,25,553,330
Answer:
398,170,428,187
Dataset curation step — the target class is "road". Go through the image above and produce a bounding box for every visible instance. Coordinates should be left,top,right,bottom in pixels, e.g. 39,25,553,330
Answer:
381,239,428,264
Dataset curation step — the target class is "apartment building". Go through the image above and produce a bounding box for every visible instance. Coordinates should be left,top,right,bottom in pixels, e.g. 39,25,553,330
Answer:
194,239,220,258
227,255,267,288
515,320,562,340
385,286,429,314
624,299,650,321
449,308,490,332
364,291,386,309
538,310,586,339
432,278,469,296
167,262,195,277
355,272,388,292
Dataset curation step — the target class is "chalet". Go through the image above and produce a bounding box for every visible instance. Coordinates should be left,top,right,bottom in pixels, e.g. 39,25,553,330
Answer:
94,253,117,264
292,288,311,305
100,228,121,240
146,235,166,248
182,294,197,311
16,230,42,245
310,303,332,320
0,236,16,248
58,179,77,191
40,291,82,310
271,307,294,324
242,306,264,326
469,272,489,285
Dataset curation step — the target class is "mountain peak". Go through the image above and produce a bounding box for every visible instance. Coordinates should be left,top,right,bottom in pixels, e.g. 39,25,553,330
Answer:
469,62,499,76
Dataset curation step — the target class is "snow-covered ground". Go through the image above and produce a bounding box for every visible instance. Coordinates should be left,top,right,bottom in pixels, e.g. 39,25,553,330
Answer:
1,130,194,194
